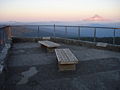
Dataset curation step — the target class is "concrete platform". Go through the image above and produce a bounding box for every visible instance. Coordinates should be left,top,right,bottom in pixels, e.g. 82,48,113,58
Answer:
4,42,120,90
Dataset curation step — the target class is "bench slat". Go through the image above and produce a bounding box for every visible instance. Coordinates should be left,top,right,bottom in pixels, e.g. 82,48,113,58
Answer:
63,49,78,63
38,41,60,48
55,49,67,62
55,49,78,64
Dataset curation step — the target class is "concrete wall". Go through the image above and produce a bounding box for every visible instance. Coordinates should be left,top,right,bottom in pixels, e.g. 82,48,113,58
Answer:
51,37,120,52
0,43,11,89
0,26,12,89
12,37,43,43
12,37,120,52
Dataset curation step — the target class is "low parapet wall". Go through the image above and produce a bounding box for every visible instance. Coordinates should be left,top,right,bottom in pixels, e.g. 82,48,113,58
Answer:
51,37,120,52
12,37,43,43
0,43,11,89
12,37,120,52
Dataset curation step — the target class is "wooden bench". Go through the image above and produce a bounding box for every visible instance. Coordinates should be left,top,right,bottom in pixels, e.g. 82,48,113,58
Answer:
38,40,60,52
55,48,79,71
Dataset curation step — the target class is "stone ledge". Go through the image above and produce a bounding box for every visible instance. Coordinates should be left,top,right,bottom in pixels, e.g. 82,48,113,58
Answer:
0,43,11,74
11,37,120,52
96,42,108,47
51,37,120,52
12,37,43,43
51,37,96,47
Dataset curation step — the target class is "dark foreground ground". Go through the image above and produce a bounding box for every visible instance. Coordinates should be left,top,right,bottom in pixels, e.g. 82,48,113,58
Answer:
4,42,120,90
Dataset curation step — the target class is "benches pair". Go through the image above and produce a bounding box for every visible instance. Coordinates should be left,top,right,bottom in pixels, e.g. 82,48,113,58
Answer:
38,40,79,71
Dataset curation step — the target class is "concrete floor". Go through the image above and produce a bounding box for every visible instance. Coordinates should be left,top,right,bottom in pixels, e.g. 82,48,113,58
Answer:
4,42,120,90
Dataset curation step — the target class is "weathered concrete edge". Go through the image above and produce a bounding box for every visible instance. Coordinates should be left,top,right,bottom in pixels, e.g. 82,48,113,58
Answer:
0,43,11,74
12,37,120,52
0,42,11,89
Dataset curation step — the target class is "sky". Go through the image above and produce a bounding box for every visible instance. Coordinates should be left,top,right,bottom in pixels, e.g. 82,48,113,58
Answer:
0,0,120,22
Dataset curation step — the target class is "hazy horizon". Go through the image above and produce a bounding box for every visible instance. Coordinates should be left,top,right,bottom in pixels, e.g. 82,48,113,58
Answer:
0,20,120,27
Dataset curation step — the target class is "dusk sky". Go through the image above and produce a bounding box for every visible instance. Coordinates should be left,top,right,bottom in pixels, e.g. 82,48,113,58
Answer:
0,0,120,22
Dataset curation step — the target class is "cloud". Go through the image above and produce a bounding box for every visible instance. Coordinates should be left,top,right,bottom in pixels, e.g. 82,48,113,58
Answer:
84,14,109,21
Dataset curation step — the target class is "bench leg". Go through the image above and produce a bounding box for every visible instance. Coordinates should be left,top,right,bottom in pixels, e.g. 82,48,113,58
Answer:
40,45,47,51
41,44,46,48
47,47,56,52
40,44,56,52
58,64,76,71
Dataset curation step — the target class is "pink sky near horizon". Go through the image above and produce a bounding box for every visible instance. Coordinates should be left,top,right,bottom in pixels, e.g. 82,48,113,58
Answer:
0,0,120,22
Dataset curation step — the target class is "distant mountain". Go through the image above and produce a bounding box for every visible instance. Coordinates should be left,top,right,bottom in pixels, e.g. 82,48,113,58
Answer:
0,21,25,25
84,15,108,21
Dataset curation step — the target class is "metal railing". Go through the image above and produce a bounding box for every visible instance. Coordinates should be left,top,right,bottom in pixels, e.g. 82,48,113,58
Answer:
11,25,120,45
